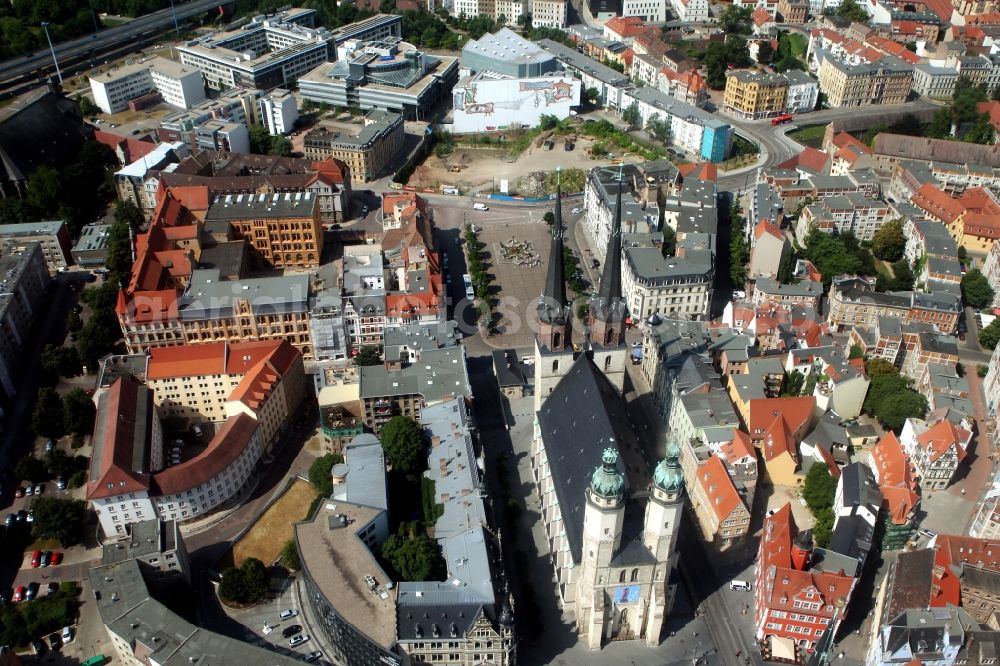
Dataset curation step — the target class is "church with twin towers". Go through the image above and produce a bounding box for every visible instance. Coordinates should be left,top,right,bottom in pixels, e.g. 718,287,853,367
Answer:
528,168,685,649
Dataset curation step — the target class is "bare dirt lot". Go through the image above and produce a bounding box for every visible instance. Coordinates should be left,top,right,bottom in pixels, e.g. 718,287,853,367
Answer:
223,478,318,570
410,134,643,194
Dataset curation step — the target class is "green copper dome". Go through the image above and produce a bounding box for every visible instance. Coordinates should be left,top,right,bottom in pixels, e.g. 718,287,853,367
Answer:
590,445,625,499
654,442,685,494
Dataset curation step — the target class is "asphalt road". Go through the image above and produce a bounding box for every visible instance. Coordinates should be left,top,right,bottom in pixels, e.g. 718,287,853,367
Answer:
0,0,229,88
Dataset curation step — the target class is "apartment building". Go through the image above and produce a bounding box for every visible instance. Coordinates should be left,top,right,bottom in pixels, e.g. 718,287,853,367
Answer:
204,192,322,269
723,70,789,120
622,86,734,162
748,222,789,280
302,110,404,183
670,0,710,21
177,8,337,91
358,347,470,430
622,0,668,20
827,276,911,330
89,57,205,114
0,221,71,274
984,238,1000,307
912,62,959,100
535,39,631,111
899,416,970,490
258,88,298,135
777,0,809,21
817,56,913,108
157,88,264,145
114,141,189,214
529,0,568,26
687,454,752,547
622,241,713,321
783,70,820,113
796,193,891,243
0,242,50,402
867,432,920,548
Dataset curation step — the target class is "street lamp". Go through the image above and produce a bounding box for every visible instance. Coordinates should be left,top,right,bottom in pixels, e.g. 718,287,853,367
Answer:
40,22,63,85
168,0,180,35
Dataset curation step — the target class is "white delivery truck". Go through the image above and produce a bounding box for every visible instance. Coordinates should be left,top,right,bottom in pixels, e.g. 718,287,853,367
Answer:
473,202,489,211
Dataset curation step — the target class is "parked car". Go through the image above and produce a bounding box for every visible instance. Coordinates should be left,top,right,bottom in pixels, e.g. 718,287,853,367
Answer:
56,477,66,490
26,510,34,523
33,483,43,496
279,609,298,620
0,588,11,604
30,638,46,655
288,634,310,647
51,551,62,566
303,651,323,663
282,625,303,639
45,440,54,452
48,633,61,650
30,550,41,568
14,487,24,498
12,587,24,603
25,582,39,601
5,514,14,528
46,582,58,595
192,424,203,437
16,510,26,522
23,485,33,496
61,626,73,643
40,551,51,567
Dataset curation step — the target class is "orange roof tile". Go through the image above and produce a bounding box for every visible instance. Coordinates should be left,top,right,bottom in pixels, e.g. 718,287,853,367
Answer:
930,534,1000,608
228,340,300,411
698,455,745,520
153,413,259,495
762,415,796,463
749,396,816,439
753,7,772,25
86,375,153,500
121,289,179,324
720,429,756,464
777,146,830,174
869,432,919,524
832,131,873,156
916,419,970,463
911,183,965,224
146,343,228,380
754,220,784,241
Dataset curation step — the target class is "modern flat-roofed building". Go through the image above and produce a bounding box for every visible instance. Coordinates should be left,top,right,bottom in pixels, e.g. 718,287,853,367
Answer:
177,8,334,91
0,221,71,273
622,86,733,162
72,222,112,268
204,192,322,268
258,88,298,135
0,242,49,401
462,28,557,78
89,57,206,114
101,518,191,586
302,110,404,182
299,38,459,121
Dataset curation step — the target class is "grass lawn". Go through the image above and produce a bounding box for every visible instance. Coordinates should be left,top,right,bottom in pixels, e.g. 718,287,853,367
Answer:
224,478,318,570
101,17,127,27
785,32,808,59
789,125,827,142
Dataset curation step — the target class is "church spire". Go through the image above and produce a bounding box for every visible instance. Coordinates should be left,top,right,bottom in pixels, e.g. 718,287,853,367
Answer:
588,168,627,347
537,168,571,351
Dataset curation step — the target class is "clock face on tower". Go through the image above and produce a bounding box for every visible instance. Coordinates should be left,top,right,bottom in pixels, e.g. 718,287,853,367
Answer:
614,585,640,604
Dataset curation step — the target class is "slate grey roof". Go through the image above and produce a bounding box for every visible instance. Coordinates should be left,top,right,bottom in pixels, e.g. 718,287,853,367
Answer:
645,318,711,361
492,349,527,388
359,347,470,402
829,513,874,565
179,269,310,320
839,462,882,513
205,192,317,221
0,89,90,187
536,39,630,86
536,353,647,563
755,277,823,299
963,565,1000,597
539,185,569,327
383,321,460,363
884,548,935,620
333,433,388,511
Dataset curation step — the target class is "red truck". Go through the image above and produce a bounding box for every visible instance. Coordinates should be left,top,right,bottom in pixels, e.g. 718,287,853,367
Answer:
771,113,794,126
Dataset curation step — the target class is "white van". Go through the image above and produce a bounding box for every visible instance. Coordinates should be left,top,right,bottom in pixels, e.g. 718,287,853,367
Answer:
473,203,489,211
730,580,752,591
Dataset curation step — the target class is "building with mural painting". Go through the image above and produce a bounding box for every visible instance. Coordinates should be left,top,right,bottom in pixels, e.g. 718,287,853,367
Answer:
447,28,580,133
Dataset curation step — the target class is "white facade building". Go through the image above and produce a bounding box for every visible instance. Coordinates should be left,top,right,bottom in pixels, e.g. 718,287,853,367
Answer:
89,57,205,115
532,0,569,28
623,0,668,21
450,73,580,133
670,0,709,21
259,88,299,135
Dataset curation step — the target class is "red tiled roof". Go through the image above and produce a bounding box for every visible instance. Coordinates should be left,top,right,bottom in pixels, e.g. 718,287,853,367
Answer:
749,396,816,439
228,340,300,411
721,429,756,464
754,220,784,241
753,7,773,25
678,162,718,181
869,432,919,524
916,418,969,463
87,375,153,500
698,455,745,520
930,534,1000,608
777,146,830,175
146,342,228,380
911,183,965,224
832,131,873,155
153,413,259,495
762,415,796,463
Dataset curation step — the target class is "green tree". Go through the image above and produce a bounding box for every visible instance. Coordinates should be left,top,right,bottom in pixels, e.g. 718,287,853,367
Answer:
32,387,64,439
718,4,753,33
30,497,87,547
872,219,905,261
865,358,899,378
836,0,870,22
538,114,560,130
758,40,774,64
62,388,96,436
45,448,85,481
379,526,446,581
926,108,953,138
218,557,270,605
803,464,838,513
269,135,292,157
40,344,80,381
380,416,424,474
730,231,749,287
812,507,834,548
13,454,48,484
849,344,865,359
622,102,641,129
543,211,555,226
782,370,805,396
79,95,99,116
308,453,344,497
646,113,671,145
959,246,969,262
353,345,383,366
279,540,300,571
65,311,83,334
863,374,928,431
777,250,797,284
980,318,1000,349
26,166,62,217
585,86,601,105
661,226,676,258
962,268,995,309
248,125,272,155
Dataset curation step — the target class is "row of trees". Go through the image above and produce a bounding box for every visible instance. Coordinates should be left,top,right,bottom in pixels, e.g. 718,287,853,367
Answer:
247,126,292,157
465,223,498,335
926,79,998,145
218,557,270,606
31,387,95,441
802,464,838,547
15,449,88,488
0,581,78,649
